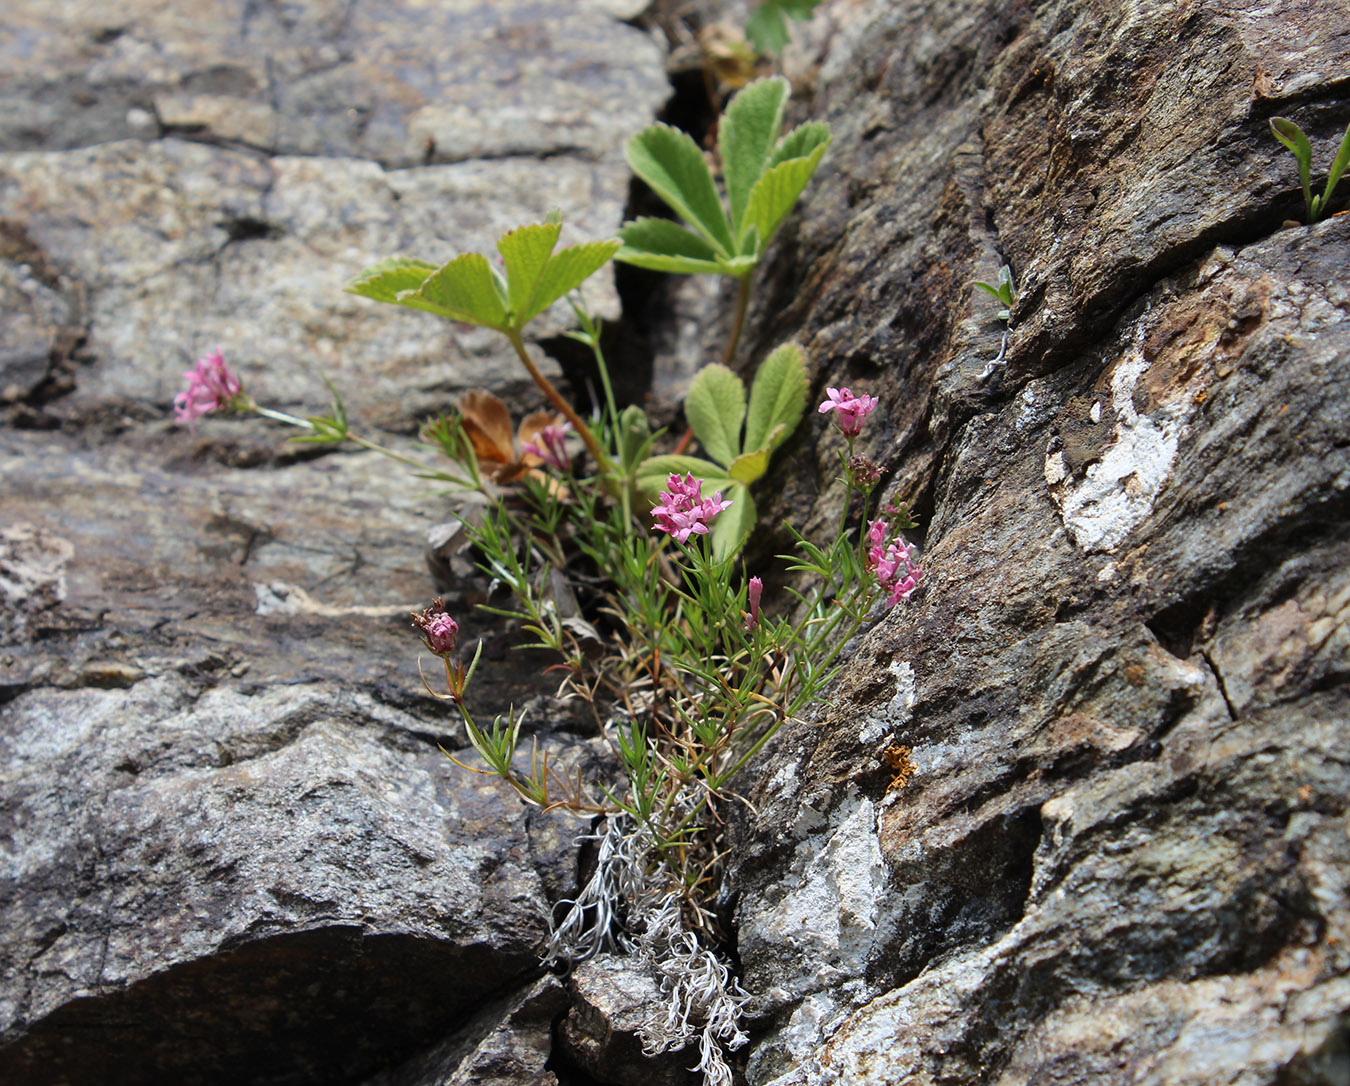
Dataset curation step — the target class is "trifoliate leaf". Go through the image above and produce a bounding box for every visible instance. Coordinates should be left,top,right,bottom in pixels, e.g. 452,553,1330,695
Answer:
720,77,789,235
745,0,821,55
686,364,747,470
744,341,808,454
399,252,509,328
626,124,734,256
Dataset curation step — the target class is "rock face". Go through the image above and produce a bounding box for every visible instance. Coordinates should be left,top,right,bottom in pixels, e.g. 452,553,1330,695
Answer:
2,0,1349,1084
725,1,1350,1083
0,0,666,1083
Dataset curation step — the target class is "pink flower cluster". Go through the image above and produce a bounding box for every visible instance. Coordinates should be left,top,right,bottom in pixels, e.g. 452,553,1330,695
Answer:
818,387,878,437
521,420,573,471
411,597,459,655
651,473,732,544
174,349,243,430
867,519,923,605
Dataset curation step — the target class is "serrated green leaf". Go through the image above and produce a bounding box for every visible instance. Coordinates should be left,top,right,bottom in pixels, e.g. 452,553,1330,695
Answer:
617,217,726,274
766,120,831,171
741,137,829,248
400,252,509,328
728,447,769,484
711,484,755,559
497,222,561,322
720,77,789,234
346,257,439,308
686,364,747,469
745,341,808,453
524,240,621,325
616,247,730,275
626,124,734,255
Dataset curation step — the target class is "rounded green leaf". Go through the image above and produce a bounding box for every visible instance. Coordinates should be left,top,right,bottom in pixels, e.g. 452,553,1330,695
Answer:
685,364,747,469
744,341,808,454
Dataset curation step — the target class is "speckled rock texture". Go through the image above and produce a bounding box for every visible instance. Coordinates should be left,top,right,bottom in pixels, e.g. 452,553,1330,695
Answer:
3,0,1349,1083
0,0,666,1083
724,1,1350,1084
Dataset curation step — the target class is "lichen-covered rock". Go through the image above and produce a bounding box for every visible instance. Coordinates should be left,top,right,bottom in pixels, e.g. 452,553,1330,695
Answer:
728,0,1350,1083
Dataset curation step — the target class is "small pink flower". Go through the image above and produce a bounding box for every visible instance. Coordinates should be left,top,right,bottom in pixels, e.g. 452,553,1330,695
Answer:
521,420,573,471
411,598,459,655
866,526,923,607
651,473,732,544
744,576,763,632
818,387,878,437
174,349,244,430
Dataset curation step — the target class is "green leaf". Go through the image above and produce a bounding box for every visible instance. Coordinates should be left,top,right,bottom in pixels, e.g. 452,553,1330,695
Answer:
1317,120,1350,221
711,484,755,559
728,447,769,484
1271,116,1314,221
685,364,747,469
524,239,621,324
741,134,830,248
744,341,808,453
745,4,790,54
345,257,439,308
497,222,561,323
617,217,726,275
720,77,789,234
626,124,734,255
399,252,509,328
766,120,831,172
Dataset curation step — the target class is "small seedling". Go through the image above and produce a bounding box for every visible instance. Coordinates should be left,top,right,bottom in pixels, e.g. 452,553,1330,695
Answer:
1270,116,1350,224
973,263,1015,323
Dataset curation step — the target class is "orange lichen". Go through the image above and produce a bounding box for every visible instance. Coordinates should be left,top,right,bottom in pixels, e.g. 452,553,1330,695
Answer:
881,743,915,791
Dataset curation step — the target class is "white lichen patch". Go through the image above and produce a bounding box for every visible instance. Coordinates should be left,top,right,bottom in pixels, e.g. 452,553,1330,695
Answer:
858,659,915,745
739,789,885,975
1045,339,1187,553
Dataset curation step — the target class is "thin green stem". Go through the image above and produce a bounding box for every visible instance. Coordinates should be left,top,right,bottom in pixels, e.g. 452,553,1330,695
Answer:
721,274,752,369
506,330,613,473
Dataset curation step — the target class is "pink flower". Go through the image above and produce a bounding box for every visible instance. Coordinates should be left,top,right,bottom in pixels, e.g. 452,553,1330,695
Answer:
866,526,923,606
521,420,573,471
174,349,244,430
818,387,878,437
651,472,733,544
411,598,459,655
744,576,763,632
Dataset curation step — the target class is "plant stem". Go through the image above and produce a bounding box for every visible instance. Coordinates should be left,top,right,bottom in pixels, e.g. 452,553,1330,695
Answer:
507,330,613,473
721,274,752,369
